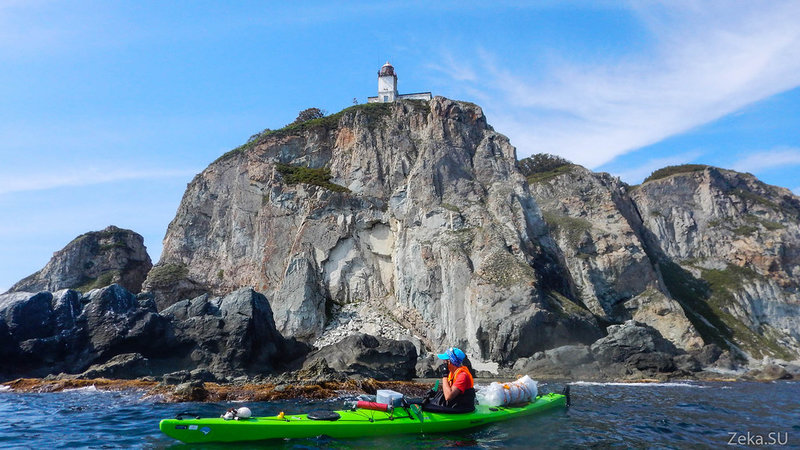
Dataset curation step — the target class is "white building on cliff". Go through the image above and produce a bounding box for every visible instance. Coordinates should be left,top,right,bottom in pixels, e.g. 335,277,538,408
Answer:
367,62,432,103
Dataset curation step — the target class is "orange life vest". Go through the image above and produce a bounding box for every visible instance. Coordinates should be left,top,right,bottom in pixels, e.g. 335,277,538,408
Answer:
448,366,474,390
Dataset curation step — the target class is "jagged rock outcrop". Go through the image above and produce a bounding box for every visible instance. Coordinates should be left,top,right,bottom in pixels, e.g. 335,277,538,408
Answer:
0,285,168,378
78,353,152,379
524,163,703,351
301,333,417,381
0,285,291,380
6,226,152,294
160,287,291,377
145,98,600,364
630,166,800,360
511,321,684,380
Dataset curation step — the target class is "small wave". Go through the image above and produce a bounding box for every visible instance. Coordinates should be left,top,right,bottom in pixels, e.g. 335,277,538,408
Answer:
0,385,11,392
62,385,98,393
571,381,705,388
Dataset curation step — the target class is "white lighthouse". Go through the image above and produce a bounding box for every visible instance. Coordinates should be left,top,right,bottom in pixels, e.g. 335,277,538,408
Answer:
367,62,431,103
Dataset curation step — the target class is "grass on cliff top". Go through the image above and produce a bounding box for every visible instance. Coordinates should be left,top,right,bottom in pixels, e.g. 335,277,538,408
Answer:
642,164,710,184
518,154,576,184
276,164,350,193
213,102,395,165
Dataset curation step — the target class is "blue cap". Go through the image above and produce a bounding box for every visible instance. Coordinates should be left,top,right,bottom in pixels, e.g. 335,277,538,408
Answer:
436,347,466,367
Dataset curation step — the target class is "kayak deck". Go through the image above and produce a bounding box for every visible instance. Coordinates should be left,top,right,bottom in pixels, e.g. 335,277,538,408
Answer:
159,392,566,443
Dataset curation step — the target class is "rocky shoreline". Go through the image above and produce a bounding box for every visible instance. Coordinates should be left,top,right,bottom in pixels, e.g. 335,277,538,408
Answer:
0,376,431,403
2,366,795,405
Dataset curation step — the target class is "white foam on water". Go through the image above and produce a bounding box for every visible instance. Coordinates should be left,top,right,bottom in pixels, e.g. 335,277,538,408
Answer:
571,381,706,388
62,385,98,393
0,385,11,392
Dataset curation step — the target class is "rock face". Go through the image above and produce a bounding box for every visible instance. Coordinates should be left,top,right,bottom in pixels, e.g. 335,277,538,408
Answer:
524,160,800,361
7,226,152,294
301,333,417,381
0,285,167,378
630,167,800,360
0,285,290,380
512,321,684,380
160,287,290,377
145,98,600,364
526,164,703,351
142,98,800,370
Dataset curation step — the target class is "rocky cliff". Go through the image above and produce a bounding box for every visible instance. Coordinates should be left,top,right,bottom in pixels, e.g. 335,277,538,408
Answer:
144,98,600,366
7,226,152,294
630,166,800,360
523,159,800,362
141,98,800,368
8,97,798,381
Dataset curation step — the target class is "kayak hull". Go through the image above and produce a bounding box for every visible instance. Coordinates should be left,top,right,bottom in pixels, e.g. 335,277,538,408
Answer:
159,393,566,443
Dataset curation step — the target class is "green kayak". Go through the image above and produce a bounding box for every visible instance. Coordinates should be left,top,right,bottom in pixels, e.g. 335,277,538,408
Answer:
159,393,566,443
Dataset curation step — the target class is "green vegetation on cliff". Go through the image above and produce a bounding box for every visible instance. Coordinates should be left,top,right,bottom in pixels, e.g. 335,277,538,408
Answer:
643,164,709,183
74,270,119,293
518,154,576,184
276,164,349,193
214,102,395,164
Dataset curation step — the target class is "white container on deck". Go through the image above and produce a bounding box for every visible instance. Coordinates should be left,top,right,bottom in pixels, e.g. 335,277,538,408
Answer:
376,389,404,407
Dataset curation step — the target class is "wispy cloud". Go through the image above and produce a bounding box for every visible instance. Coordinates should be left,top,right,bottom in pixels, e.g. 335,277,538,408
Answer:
437,3,800,168
0,167,199,196
730,147,800,173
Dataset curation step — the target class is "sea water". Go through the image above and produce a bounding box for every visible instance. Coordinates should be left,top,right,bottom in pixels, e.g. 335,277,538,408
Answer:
0,381,797,448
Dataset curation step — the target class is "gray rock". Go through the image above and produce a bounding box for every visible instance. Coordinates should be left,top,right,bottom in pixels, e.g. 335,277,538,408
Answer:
415,354,442,378
173,381,208,401
164,287,288,376
713,351,739,371
162,370,191,385
692,344,723,367
631,167,800,360
78,353,151,379
756,364,791,381
525,163,703,351
6,226,152,294
673,354,702,373
0,285,169,378
292,359,349,383
511,344,597,379
302,333,417,380
1,284,288,380
625,352,676,373
590,321,679,365
189,368,218,383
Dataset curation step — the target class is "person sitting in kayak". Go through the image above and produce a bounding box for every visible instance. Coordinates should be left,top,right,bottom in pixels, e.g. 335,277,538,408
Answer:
423,347,476,413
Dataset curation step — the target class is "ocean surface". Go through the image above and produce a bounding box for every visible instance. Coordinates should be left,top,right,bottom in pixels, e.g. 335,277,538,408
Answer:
1,380,798,448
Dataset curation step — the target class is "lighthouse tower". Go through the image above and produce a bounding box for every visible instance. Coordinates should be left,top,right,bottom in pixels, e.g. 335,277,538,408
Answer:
367,62,431,103
377,62,398,103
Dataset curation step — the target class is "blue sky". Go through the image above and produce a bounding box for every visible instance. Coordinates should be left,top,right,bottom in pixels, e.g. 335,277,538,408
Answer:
1,1,799,292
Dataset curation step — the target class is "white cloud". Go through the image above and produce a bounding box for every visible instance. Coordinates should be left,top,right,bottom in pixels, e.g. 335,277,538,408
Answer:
440,3,800,168
0,167,199,195
608,150,704,185
731,147,800,173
